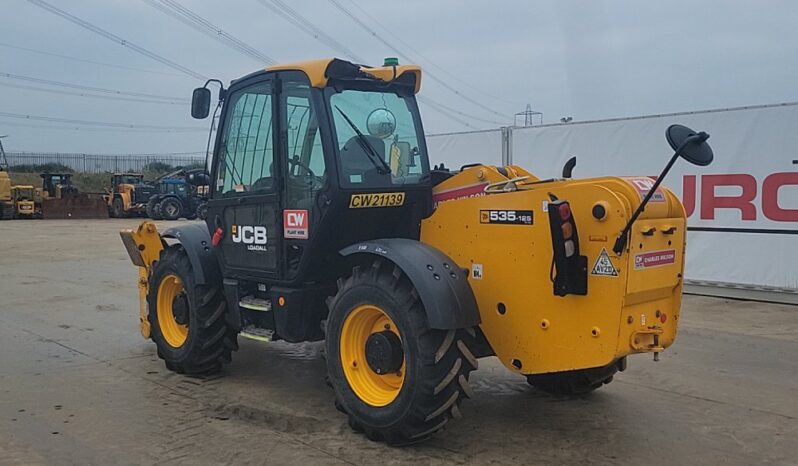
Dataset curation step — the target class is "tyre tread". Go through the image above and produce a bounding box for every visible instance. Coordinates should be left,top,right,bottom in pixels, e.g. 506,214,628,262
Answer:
148,246,237,375
327,258,478,445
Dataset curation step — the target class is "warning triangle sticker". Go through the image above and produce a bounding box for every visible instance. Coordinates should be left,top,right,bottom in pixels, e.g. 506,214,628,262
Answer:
591,248,619,277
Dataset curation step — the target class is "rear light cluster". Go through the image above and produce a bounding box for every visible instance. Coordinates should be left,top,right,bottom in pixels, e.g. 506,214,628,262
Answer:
547,200,588,296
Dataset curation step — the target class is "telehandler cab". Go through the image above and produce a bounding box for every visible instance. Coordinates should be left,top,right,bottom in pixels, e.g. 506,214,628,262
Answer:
121,58,713,445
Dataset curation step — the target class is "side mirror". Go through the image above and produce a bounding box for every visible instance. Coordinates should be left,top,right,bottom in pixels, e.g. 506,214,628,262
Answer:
666,124,714,166
613,124,714,255
191,87,211,119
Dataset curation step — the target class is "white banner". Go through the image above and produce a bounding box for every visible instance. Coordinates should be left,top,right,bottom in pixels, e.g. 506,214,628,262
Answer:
426,129,502,169
427,103,798,291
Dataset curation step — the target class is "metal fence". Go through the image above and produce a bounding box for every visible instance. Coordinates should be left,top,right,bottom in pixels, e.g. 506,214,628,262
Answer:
5,152,206,173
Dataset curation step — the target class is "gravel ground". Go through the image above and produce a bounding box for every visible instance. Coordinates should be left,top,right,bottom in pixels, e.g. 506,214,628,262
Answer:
0,219,795,465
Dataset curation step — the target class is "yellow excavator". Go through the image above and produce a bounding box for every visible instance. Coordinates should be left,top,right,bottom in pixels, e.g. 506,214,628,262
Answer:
121,58,713,444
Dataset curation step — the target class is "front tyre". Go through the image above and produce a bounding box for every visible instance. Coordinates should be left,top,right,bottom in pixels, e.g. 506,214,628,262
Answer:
326,259,477,445
111,197,124,218
148,246,238,375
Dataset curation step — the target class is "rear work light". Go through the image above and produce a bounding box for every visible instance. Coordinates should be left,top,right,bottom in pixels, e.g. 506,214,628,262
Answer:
547,199,588,296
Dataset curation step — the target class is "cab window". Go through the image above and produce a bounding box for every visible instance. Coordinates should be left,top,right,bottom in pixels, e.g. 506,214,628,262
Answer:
282,78,326,210
215,81,274,196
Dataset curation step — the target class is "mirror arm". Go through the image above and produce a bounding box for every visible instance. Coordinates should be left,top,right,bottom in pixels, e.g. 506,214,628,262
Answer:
611,132,707,255
203,79,226,101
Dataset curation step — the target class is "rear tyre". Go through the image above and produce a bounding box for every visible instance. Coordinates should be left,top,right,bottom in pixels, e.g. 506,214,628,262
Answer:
160,197,182,221
111,197,124,218
195,202,208,221
148,246,238,375
326,259,477,445
146,198,162,220
526,362,619,396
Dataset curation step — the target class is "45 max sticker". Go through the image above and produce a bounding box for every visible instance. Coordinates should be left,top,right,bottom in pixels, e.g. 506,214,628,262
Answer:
231,225,268,251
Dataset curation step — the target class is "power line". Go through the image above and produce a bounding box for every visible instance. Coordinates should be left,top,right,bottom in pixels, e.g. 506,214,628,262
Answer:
140,0,277,65
0,72,188,102
341,0,517,107
326,0,509,120
254,0,364,63
0,41,182,77
9,150,205,156
0,121,199,133
250,1,494,129
0,82,188,105
418,96,505,126
418,101,477,130
27,0,207,81
0,112,205,132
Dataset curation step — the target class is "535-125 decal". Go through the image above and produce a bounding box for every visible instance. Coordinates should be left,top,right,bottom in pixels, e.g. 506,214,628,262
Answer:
480,210,534,225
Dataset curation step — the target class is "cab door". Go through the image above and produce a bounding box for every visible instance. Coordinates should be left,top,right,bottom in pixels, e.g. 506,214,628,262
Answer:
206,76,282,279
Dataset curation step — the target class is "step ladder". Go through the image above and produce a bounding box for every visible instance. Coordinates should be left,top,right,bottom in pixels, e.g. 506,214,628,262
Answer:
238,295,273,342
239,296,272,312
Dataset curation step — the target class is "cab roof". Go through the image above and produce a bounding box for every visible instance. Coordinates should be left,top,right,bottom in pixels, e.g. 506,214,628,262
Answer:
264,58,422,94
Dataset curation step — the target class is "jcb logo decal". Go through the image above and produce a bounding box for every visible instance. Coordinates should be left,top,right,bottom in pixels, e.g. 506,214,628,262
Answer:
231,225,268,251
349,192,405,209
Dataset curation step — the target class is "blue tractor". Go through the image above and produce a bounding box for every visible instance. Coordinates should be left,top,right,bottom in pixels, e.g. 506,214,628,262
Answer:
146,169,209,221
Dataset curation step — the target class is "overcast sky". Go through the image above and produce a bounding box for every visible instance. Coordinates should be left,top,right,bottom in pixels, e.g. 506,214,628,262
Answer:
2,0,797,154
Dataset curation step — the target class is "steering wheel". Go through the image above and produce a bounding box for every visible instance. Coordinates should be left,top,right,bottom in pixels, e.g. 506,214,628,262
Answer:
289,155,315,178
288,155,323,191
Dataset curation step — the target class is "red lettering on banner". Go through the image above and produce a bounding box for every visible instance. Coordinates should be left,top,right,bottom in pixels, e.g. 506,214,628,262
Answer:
762,172,798,222
700,174,757,220
682,175,696,217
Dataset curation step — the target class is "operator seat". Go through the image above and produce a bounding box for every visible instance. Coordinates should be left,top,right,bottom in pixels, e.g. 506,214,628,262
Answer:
340,135,390,187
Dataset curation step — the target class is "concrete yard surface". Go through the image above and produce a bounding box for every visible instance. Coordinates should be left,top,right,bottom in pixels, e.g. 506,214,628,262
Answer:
0,219,796,465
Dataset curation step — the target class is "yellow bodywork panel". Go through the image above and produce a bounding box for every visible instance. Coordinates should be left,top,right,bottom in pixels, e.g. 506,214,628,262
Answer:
267,58,422,94
0,171,12,201
110,185,136,210
119,221,164,339
421,169,686,376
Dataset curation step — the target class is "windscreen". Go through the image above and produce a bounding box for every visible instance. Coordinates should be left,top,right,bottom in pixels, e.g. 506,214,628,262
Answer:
329,90,428,188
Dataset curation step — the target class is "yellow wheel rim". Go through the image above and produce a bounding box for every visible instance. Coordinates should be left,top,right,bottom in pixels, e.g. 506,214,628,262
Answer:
156,274,189,348
340,304,405,407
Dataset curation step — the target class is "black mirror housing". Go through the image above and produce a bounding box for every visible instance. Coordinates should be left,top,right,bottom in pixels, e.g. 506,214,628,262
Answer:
666,124,714,166
191,87,211,119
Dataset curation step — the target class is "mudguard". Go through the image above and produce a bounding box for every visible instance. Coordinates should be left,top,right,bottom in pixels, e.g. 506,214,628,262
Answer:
340,238,480,329
162,223,220,286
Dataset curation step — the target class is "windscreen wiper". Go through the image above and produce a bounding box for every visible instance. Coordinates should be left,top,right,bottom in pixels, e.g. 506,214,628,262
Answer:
334,106,392,174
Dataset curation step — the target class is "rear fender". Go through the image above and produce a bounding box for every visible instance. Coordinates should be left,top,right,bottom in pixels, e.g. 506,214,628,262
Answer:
340,239,480,329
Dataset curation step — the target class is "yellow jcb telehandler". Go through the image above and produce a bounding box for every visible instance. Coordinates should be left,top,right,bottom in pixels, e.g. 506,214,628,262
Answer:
121,58,713,445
